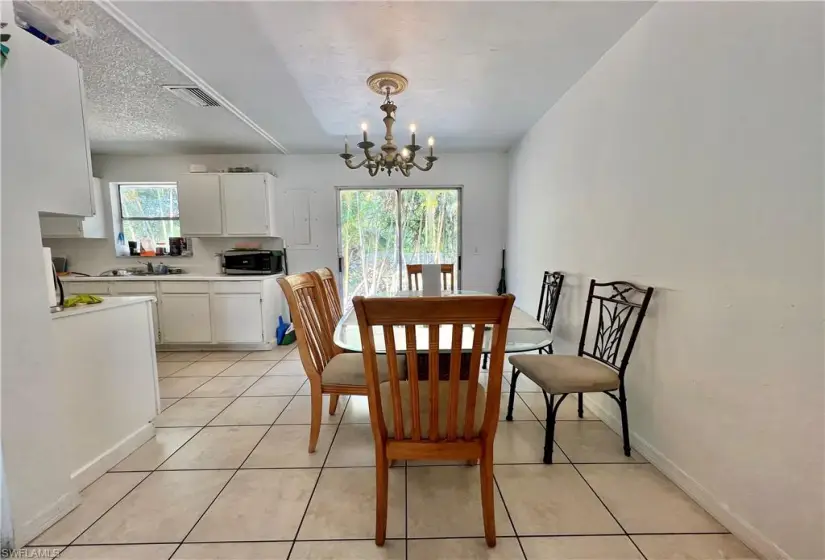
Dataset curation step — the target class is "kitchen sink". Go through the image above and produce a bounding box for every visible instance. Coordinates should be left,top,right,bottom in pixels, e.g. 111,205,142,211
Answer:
99,267,184,277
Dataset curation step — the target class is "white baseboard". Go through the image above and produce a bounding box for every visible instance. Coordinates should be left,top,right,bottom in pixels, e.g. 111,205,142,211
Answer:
16,491,79,548
582,395,787,560
70,423,155,492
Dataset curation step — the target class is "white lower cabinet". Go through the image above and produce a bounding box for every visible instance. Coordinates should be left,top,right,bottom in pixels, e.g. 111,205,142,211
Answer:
61,276,282,348
160,293,212,343
211,294,264,343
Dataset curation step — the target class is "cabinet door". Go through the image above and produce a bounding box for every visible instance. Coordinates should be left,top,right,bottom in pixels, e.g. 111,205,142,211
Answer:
211,294,264,343
178,174,223,236
40,216,83,238
159,294,212,343
4,29,93,217
221,174,270,236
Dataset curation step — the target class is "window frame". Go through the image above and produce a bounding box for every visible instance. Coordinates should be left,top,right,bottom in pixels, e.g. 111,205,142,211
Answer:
117,182,180,245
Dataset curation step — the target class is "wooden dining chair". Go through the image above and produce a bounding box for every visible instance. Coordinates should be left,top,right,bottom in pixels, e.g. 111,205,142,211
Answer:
278,273,407,452
406,263,455,291
312,267,344,335
508,280,654,463
353,294,515,547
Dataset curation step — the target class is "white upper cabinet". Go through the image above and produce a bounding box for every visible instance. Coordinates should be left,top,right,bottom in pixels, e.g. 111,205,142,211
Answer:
2,28,93,217
178,173,278,238
222,174,273,236
40,178,107,239
178,173,223,236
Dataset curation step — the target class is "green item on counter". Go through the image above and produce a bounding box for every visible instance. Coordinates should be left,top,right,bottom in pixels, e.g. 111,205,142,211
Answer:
64,294,104,308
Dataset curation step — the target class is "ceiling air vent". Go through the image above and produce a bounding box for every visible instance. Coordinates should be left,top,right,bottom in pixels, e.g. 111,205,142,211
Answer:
162,85,221,107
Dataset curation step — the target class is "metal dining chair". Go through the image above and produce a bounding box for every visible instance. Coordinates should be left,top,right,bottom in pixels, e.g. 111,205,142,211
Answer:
507,279,654,463
483,270,564,371
353,294,515,547
406,263,455,290
278,273,407,452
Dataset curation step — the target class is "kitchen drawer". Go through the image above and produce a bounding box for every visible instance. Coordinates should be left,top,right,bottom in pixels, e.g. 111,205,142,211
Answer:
159,281,209,294
112,281,157,294
64,281,110,295
211,281,262,294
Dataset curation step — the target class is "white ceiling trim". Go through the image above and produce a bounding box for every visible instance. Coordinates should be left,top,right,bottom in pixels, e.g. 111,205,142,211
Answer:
94,0,288,155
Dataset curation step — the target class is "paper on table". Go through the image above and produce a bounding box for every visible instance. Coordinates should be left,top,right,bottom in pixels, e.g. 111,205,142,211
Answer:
421,264,442,296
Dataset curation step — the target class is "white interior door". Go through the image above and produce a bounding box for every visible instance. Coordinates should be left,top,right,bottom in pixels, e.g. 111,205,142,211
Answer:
222,174,269,236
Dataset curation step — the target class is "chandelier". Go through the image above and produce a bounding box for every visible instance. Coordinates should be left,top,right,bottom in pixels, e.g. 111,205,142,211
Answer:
340,72,437,177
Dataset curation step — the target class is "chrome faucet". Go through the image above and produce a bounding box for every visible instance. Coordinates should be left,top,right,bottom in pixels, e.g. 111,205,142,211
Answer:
137,261,154,274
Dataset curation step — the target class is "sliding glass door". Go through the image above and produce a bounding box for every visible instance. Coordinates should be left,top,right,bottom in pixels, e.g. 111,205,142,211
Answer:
338,187,461,305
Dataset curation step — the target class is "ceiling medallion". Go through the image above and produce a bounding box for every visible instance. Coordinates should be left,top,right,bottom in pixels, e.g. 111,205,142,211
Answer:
340,72,437,177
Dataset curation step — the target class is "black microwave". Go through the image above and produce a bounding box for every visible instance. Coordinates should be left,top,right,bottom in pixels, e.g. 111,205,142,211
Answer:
222,250,285,275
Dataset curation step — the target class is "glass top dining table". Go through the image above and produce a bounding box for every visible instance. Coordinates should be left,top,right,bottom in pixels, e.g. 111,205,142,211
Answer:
333,290,552,354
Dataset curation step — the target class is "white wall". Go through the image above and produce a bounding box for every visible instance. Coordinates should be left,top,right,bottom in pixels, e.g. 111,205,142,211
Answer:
50,153,509,292
1,9,80,544
507,3,823,559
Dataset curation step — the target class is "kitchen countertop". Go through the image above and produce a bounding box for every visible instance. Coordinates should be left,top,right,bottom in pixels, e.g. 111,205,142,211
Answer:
60,273,284,282
51,296,156,319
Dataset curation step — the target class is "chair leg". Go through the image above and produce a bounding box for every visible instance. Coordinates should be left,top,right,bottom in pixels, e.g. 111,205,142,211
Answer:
577,393,584,418
543,392,558,464
328,394,340,416
619,384,631,457
308,383,322,453
479,451,496,547
482,353,489,370
375,451,389,546
505,367,520,421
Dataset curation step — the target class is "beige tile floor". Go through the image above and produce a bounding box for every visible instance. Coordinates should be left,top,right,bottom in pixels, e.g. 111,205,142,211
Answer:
27,347,758,559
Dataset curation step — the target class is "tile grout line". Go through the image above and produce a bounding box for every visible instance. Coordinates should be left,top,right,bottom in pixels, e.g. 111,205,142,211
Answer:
48,353,295,553
567,459,635,541
286,395,350,558
57,364,253,549
492,474,528,559
41,531,735,548
166,368,304,559
110,459,659,474
40,359,258,548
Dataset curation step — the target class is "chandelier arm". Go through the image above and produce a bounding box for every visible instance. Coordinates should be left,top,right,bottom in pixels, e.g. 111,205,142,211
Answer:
411,160,434,172
345,158,369,170
368,164,380,177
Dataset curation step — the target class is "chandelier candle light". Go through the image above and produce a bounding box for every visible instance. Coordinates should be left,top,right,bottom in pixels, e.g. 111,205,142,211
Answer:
340,72,438,177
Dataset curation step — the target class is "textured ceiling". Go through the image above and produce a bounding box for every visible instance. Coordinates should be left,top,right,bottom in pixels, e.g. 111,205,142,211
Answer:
37,1,278,155
109,1,654,154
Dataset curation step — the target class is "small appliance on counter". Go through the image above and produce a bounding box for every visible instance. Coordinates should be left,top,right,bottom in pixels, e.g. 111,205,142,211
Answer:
221,249,284,275
168,237,190,256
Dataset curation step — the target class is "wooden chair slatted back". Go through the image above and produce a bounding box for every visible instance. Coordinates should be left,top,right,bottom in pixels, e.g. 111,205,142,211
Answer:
312,267,343,331
278,273,338,378
353,295,515,445
405,263,455,291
